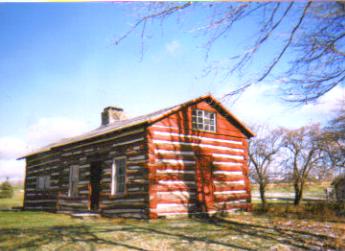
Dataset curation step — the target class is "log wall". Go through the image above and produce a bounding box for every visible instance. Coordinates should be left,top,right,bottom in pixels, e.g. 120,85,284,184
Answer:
24,151,60,211
147,100,251,218
24,125,149,218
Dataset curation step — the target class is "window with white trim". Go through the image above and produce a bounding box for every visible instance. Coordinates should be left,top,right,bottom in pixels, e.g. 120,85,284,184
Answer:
111,157,126,195
192,109,216,132
36,175,50,191
68,166,79,197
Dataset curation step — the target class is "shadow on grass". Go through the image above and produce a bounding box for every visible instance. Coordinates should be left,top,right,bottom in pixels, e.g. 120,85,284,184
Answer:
0,223,254,251
0,215,340,250
0,224,150,251
203,216,337,250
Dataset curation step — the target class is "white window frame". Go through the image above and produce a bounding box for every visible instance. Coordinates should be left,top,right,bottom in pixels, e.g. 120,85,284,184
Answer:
192,109,216,132
111,157,127,195
68,165,79,197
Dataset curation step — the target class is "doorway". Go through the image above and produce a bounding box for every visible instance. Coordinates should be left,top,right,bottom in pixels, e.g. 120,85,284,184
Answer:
89,161,102,211
195,155,215,214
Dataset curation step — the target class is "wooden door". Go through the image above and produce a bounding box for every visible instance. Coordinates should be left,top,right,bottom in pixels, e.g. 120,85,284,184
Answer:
89,162,102,211
196,155,215,213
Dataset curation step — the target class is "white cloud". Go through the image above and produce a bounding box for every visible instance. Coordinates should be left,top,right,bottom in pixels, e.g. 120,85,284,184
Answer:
165,40,181,56
0,117,89,182
26,117,88,148
0,159,25,182
298,85,345,118
0,137,28,159
224,83,345,129
228,83,284,126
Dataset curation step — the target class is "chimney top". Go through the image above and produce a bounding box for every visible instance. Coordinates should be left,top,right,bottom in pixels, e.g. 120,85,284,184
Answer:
101,106,126,126
103,106,123,112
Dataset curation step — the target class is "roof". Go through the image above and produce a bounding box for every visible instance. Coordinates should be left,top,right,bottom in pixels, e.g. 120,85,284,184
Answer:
19,94,254,159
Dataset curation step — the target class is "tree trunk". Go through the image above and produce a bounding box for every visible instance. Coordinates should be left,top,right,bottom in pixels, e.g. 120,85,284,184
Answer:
259,182,266,207
294,182,304,205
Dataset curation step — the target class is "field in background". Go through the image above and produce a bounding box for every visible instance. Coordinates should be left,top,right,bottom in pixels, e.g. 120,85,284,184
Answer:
0,187,23,210
251,182,330,203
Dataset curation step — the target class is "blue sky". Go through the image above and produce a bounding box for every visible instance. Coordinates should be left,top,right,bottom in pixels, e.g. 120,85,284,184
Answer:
0,3,344,181
0,3,220,135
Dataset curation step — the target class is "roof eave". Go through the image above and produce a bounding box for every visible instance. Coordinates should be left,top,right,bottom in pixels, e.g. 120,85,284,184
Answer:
18,120,149,159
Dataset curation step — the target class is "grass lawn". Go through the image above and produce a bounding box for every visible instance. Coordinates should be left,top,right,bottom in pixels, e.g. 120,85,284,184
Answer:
0,211,344,250
1,183,344,250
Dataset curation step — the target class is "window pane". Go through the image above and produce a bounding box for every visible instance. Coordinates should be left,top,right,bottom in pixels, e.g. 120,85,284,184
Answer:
45,176,50,189
117,166,123,175
41,177,45,190
69,166,79,197
38,176,45,190
115,158,126,194
192,109,216,132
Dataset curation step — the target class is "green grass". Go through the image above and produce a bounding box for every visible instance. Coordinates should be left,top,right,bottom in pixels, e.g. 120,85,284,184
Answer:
0,183,344,250
0,211,344,250
0,189,23,209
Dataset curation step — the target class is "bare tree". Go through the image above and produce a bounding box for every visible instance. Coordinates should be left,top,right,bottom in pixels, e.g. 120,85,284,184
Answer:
322,104,345,171
281,125,323,205
248,126,282,207
115,2,345,103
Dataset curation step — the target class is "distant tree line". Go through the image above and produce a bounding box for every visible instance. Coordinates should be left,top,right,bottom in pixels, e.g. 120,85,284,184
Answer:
0,178,14,199
249,104,345,206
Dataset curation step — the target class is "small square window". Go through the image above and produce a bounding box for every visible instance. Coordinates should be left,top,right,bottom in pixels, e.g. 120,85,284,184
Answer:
192,109,216,132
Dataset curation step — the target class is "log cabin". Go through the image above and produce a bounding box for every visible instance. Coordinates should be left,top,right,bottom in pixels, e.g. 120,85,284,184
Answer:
19,95,254,218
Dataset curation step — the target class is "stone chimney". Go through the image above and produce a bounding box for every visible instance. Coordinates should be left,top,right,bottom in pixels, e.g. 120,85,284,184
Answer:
101,106,126,125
